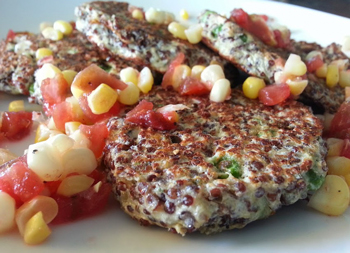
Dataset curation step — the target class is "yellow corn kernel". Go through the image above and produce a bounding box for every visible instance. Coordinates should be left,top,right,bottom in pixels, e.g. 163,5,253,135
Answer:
243,77,266,99
185,24,203,44
326,138,344,157
168,22,187,40
35,63,61,87
180,9,189,20
284,54,307,76
65,121,82,135
39,22,52,32
8,100,24,112
172,64,191,89
191,65,206,80
308,175,349,216
24,211,51,245
0,191,16,234
201,64,225,89
329,59,348,71
62,70,77,86
326,156,350,176
210,78,231,102
120,67,139,85
339,70,350,88
286,79,308,96
326,65,339,88
315,63,327,78
132,9,144,20
138,67,154,93
118,82,140,105
35,124,51,143
56,175,94,197
344,174,350,187
53,20,73,36
93,181,102,193
41,27,63,41
65,96,85,120
87,83,118,114
35,48,53,60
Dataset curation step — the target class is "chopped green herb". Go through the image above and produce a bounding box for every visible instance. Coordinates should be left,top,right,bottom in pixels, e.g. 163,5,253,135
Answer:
239,34,248,43
218,174,229,179
28,83,35,95
213,156,242,179
99,63,112,73
200,10,215,22
211,25,223,38
306,169,325,191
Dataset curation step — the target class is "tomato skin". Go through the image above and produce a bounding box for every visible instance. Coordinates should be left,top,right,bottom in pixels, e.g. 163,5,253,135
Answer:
1,111,33,141
126,100,176,131
6,29,16,42
306,55,324,73
0,160,44,206
41,74,69,105
79,122,109,158
161,53,185,89
329,101,350,139
178,77,210,96
258,83,291,106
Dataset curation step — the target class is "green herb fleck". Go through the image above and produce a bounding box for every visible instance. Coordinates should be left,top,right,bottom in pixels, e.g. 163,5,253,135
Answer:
200,10,215,22
218,173,229,179
239,34,248,43
211,25,223,38
99,63,112,73
213,156,242,179
28,83,35,95
306,169,325,191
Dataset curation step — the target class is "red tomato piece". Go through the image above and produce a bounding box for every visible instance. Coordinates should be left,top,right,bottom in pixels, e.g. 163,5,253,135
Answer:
71,64,127,95
329,101,350,139
259,83,291,106
305,55,324,73
37,55,54,68
161,53,185,89
178,77,210,96
1,111,33,141
78,94,122,124
52,101,75,132
0,160,44,205
79,122,109,158
273,29,291,49
6,29,16,42
41,74,70,105
126,100,176,131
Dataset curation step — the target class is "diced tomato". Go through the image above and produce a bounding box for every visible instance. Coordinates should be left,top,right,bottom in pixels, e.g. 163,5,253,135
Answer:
126,100,176,130
0,111,33,141
161,53,185,89
37,55,54,67
6,29,16,42
79,122,109,158
273,29,291,49
178,77,210,96
0,160,44,206
341,139,350,159
52,101,75,132
51,177,112,224
329,101,350,139
44,180,61,195
305,55,324,73
71,64,127,95
78,94,122,124
41,74,70,105
259,83,291,106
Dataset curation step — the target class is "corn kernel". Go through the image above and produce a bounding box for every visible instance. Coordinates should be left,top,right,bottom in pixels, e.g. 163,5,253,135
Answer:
65,121,82,135
35,63,61,87
41,27,63,41
62,147,97,175
62,70,77,86
0,191,16,234
344,174,350,187
8,100,24,112
326,156,350,176
87,83,118,114
180,9,189,20
201,64,225,89
342,36,350,53
0,148,17,165
120,67,139,85
24,211,51,245
242,77,266,99
339,70,350,88
57,175,94,197
39,22,52,32
53,20,73,36
35,124,51,143
145,8,174,24
308,175,349,216
284,54,307,76
172,64,191,89
346,87,350,99
315,63,327,78
305,50,323,62
185,24,203,44
132,9,144,20
168,22,187,40
191,65,206,80
93,181,102,193
326,65,339,88
210,78,231,102
138,67,154,93
329,59,348,71
286,79,308,96
326,138,344,157
35,48,53,60
118,82,140,105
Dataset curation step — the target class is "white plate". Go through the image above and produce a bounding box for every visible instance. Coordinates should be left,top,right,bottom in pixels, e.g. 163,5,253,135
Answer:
1,1,350,252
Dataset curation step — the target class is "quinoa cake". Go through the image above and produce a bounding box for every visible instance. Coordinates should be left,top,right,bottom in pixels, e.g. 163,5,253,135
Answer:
103,86,327,235
198,10,349,113
0,29,145,103
74,1,237,79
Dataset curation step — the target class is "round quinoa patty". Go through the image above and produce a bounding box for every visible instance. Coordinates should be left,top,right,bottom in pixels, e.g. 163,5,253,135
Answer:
103,86,327,235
